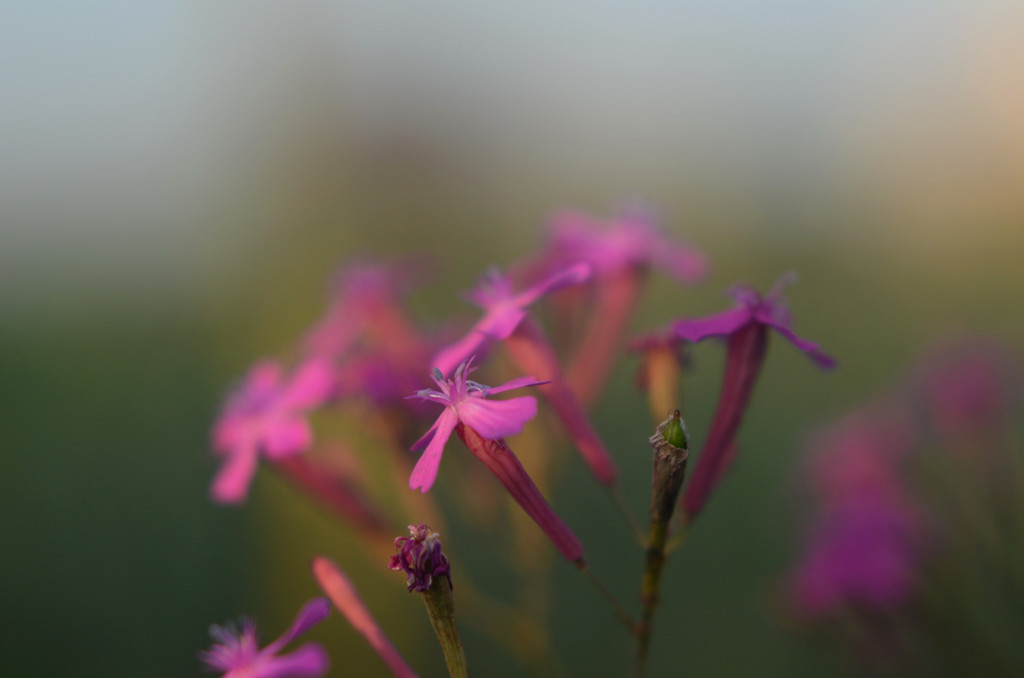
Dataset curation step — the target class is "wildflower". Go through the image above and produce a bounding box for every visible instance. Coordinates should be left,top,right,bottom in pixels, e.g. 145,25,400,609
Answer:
789,495,925,618
546,208,708,283
211,359,335,503
674,273,834,520
407,358,545,493
672,272,834,368
410,360,586,564
304,258,426,361
389,523,453,593
200,598,330,678
544,209,709,406
431,263,591,378
389,525,468,678
312,557,419,678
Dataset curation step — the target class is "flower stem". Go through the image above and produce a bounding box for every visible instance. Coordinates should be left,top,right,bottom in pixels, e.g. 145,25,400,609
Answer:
580,565,637,634
635,411,690,677
421,576,470,678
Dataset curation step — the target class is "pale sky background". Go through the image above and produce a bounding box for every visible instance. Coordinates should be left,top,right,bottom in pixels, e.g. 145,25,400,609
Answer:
3,2,1023,311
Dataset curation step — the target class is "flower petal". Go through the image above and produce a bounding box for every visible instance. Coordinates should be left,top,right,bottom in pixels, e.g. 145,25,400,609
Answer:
275,359,335,410
767,322,837,370
485,375,548,395
432,326,492,378
262,417,313,458
673,306,753,343
409,409,458,492
258,643,330,678
263,598,331,655
652,243,710,284
457,395,537,440
210,442,260,504
514,262,592,307
312,557,419,678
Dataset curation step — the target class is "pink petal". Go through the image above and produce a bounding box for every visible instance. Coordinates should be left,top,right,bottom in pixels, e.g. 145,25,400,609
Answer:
258,643,330,678
276,359,335,410
264,598,331,654
244,361,285,399
262,418,313,458
475,307,528,341
673,306,753,343
210,443,260,504
432,327,491,378
409,416,440,453
409,409,458,492
457,395,537,440
485,375,548,395
212,416,248,452
654,245,710,284
311,557,419,678
514,262,592,307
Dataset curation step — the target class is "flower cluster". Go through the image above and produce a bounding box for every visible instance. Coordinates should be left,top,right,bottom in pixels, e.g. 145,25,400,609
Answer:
202,207,853,677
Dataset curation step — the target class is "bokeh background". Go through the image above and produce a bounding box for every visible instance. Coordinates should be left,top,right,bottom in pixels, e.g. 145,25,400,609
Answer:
3,2,1024,676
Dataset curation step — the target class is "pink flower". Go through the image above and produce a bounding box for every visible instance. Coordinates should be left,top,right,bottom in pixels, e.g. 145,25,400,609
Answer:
547,208,709,282
304,258,425,360
675,273,834,520
211,359,335,503
672,272,835,369
431,264,591,378
200,598,330,678
407,359,546,492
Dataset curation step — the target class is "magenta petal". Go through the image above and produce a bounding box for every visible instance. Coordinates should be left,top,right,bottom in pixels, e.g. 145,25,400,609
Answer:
514,262,592,307
212,416,247,451
259,643,330,678
263,418,313,458
265,598,331,653
768,322,837,369
432,328,491,378
457,395,537,440
210,443,260,504
244,361,284,399
410,416,441,453
276,359,335,410
485,375,548,395
673,306,753,343
654,245,710,284
476,307,528,340
410,409,458,492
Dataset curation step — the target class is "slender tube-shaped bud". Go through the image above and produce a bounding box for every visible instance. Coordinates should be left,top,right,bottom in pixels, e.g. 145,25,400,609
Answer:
389,525,468,678
682,323,767,520
503,316,619,486
636,410,690,676
311,557,418,678
456,423,586,566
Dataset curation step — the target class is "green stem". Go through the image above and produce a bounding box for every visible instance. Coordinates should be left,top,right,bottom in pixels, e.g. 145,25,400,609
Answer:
421,577,470,678
635,411,689,678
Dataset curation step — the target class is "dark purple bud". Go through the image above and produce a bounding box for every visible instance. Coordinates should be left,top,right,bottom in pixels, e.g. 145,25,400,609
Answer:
389,523,453,593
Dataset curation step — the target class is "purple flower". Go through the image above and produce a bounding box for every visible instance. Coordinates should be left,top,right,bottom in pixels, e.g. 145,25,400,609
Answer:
675,273,834,520
790,495,924,618
408,358,546,492
431,264,590,378
547,208,709,282
389,523,453,593
201,598,330,678
672,272,835,369
211,359,334,503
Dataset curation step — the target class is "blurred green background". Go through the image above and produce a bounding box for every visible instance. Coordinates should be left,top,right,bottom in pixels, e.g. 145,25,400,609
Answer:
3,2,1024,676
